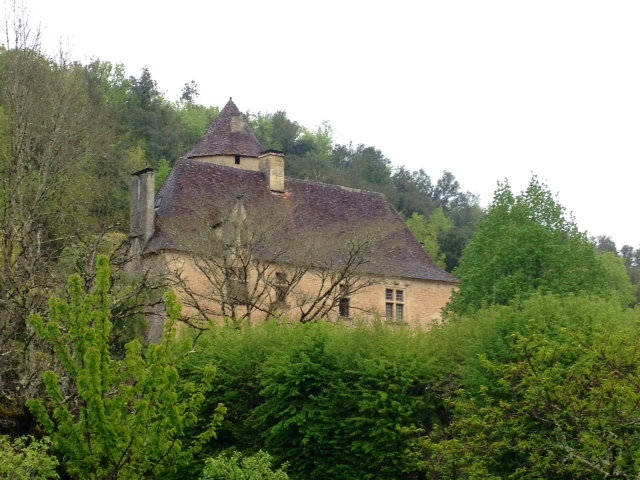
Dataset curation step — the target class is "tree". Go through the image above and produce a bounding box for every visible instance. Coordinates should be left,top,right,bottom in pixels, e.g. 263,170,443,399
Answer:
201,451,289,480
599,251,637,307
0,435,59,479
180,80,199,104
591,234,618,254
0,6,131,433
433,170,461,209
406,208,453,269
420,295,640,479
120,67,188,165
27,256,225,479
166,198,387,326
438,200,484,272
448,176,622,315
620,244,640,267
391,167,435,219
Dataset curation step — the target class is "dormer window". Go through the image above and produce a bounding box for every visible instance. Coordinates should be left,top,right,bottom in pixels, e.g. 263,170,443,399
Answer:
235,155,241,165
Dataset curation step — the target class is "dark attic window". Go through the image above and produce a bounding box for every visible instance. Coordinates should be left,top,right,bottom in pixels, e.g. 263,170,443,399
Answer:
235,155,241,165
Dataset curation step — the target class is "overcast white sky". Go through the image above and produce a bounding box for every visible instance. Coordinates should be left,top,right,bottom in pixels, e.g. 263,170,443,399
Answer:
21,0,640,248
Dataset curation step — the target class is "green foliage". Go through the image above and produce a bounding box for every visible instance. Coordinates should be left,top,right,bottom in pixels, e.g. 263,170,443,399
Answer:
599,251,637,307
156,158,172,192
406,207,453,268
449,176,616,315
201,450,289,480
176,103,219,149
0,435,59,480
27,255,225,479
183,321,444,480
0,29,139,433
420,295,640,479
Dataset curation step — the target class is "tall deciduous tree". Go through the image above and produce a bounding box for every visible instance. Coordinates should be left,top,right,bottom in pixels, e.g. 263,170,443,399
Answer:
167,199,386,326
448,176,626,315
406,208,453,269
0,7,127,431
420,295,640,479
28,256,224,480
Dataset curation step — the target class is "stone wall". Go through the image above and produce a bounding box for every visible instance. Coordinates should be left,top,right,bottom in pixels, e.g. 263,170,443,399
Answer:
192,155,260,171
159,252,455,330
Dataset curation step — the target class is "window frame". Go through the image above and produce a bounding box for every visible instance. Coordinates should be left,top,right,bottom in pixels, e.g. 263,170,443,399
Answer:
339,297,350,318
385,287,405,322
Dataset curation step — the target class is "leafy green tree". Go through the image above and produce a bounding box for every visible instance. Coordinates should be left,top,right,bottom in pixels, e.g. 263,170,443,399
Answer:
599,251,637,307
177,103,219,150
201,451,289,480
0,435,59,480
120,67,188,165
0,10,133,433
620,244,640,267
391,167,435,218
27,256,225,479
433,170,461,210
406,208,453,269
591,234,618,254
156,158,172,192
179,321,445,480
448,176,619,315
438,201,484,272
252,322,436,480
420,295,640,479
620,244,640,304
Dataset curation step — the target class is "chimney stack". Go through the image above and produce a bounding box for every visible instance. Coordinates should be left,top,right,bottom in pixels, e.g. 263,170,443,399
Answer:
130,168,155,241
259,150,285,193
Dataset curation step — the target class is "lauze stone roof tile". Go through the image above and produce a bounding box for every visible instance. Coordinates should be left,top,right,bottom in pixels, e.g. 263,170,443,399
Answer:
186,98,264,158
148,160,458,284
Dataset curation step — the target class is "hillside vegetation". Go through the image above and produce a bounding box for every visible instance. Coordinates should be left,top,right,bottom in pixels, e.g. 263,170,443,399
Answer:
1,10,639,480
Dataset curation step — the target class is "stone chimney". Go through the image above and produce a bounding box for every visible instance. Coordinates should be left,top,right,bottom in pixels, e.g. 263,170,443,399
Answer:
259,150,285,193
130,167,155,241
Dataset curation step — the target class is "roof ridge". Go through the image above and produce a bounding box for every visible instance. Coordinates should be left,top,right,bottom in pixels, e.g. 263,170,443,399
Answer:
284,176,387,196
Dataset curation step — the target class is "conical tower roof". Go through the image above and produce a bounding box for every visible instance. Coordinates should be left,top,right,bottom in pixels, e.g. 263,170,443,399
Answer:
186,98,264,158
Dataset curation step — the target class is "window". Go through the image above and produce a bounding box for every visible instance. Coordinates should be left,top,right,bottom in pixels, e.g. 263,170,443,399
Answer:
235,155,241,165
339,298,350,318
339,284,350,318
385,288,405,321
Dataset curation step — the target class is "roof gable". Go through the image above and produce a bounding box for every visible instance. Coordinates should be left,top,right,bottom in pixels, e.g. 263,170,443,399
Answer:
186,98,264,158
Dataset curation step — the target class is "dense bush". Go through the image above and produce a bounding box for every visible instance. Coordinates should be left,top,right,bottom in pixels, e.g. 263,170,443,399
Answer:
180,321,446,480
419,294,640,479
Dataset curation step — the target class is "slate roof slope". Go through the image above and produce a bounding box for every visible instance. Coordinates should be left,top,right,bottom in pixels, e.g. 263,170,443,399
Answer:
148,160,458,283
186,98,264,158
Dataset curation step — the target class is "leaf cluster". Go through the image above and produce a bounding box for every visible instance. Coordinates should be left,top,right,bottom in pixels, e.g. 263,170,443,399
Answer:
0,435,59,480
179,321,446,480
449,177,626,315
27,256,224,479
201,450,289,480
418,294,640,479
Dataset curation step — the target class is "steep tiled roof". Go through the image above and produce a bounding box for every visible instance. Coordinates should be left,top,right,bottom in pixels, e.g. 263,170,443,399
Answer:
186,98,264,158
149,160,458,283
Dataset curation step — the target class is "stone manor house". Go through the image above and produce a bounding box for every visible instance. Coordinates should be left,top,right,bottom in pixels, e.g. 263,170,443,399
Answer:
130,99,457,329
